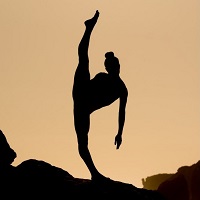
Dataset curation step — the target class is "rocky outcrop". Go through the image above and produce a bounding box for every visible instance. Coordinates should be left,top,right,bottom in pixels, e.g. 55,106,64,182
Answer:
0,130,16,166
142,161,200,200
1,159,166,200
157,161,200,200
142,174,173,190
0,130,165,200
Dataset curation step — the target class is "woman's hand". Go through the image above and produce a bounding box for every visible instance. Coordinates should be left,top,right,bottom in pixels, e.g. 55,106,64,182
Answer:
114,134,122,149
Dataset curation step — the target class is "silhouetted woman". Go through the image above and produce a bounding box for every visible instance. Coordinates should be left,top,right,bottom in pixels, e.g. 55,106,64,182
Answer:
72,10,128,181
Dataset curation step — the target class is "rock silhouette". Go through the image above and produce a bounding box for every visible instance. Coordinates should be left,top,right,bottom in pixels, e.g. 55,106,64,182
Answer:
1,159,166,200
142,174,173,190
0,130,16,167
142,161,200,200
0,130,165,200
158,161,200,200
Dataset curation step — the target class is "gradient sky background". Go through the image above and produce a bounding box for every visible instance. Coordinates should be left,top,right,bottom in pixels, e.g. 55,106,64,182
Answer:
0,0,199,187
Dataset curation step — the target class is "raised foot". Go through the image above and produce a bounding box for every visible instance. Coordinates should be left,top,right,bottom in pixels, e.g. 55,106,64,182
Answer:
84,10,99,29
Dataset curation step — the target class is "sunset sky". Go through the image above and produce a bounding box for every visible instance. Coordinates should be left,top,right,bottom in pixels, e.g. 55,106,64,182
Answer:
0,0,199,187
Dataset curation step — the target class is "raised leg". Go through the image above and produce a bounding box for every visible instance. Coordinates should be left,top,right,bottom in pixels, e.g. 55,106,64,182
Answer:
73,10,99,99
78,10,99,64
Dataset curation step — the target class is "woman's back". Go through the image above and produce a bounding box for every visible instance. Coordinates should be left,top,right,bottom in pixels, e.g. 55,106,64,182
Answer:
89,72,126,113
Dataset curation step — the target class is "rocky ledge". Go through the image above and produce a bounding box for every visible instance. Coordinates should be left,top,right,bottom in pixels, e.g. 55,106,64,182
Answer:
1,159,166,200
0,129,165,199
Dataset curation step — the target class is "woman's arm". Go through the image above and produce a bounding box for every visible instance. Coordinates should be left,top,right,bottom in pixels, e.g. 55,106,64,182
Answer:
114,86,128,149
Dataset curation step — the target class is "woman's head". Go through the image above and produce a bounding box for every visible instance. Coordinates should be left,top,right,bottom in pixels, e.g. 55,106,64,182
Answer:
104,52,120,75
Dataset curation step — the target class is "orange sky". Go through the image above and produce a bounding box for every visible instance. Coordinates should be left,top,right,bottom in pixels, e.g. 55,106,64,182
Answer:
0,0,199,187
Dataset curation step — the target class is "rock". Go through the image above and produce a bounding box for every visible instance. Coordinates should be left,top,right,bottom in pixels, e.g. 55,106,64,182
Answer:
0,130,166,199
1,159,165,200
0,130,16,167
158,173,189,200
157,161,200,200
142,174,173,190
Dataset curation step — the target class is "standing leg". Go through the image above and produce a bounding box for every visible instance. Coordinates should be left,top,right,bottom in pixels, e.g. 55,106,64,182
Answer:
73,110,103,179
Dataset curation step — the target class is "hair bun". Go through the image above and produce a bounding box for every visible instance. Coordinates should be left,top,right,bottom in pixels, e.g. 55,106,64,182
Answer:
105,51,115,59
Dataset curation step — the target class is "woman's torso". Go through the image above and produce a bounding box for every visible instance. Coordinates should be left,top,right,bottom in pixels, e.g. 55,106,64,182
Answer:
88,72,124,113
